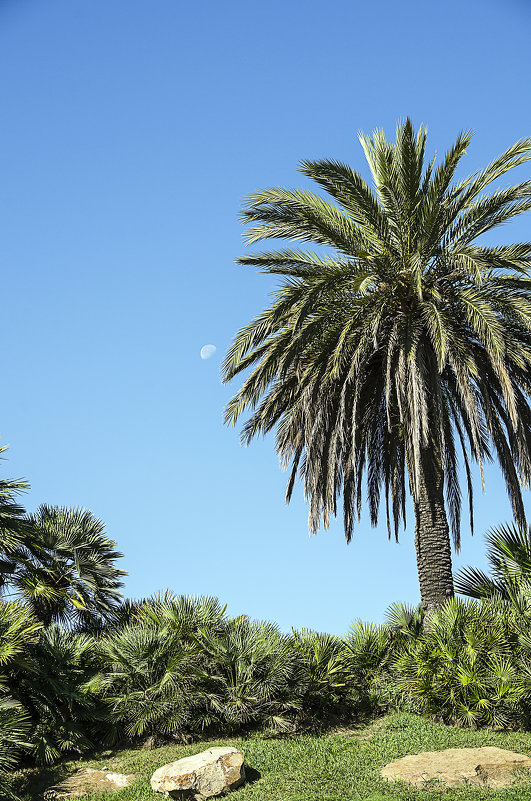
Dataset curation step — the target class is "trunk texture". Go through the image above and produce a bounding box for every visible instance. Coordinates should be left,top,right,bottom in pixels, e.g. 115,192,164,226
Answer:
414,449,454,612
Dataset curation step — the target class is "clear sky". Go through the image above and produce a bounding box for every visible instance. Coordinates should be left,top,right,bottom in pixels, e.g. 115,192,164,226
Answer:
1,0,530,634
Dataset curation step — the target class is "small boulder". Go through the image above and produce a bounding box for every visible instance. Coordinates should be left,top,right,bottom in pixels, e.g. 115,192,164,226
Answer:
381,746,531,789
44,768,135,799
151,746,245,799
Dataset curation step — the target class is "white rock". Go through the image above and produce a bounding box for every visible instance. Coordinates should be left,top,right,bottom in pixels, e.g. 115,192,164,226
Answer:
150,746,245,799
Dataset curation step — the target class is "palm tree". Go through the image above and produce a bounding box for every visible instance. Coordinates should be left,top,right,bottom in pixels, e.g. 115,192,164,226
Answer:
0,699,30,799
0,454,31,592
392,596,527,728
10,626,98,764
0,601,39,798
455,522,531,600
222,119,531,611
8,505,126,628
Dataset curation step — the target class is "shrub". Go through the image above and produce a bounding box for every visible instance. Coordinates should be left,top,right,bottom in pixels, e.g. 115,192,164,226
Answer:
0,601,41,796
10,626,99,763
92,597,305,740
391,597,531,728
0,697,30,800
292,628,354,725
89,617,206,742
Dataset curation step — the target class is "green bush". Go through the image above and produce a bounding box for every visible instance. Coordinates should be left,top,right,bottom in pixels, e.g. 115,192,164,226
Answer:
91,595,306,739
10,626,100,764
9,582,531,786
198,617,303,733
291,628,355,725
0,601,41,797
391,597,531,728
0,697,31,800
90,593,387,741
89,616,206,741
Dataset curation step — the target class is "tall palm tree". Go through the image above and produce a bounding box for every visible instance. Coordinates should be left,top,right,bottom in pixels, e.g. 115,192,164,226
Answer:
9,505,126,628
222,119,531,611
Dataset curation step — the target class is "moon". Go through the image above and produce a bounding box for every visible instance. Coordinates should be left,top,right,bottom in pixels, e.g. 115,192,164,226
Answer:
200,344,217,360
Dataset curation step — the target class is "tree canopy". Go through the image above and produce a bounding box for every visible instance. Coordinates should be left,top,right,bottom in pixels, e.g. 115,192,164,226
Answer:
223,119,531,608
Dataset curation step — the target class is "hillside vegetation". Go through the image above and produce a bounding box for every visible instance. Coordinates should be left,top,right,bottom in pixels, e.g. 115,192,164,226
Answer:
4,461,531,800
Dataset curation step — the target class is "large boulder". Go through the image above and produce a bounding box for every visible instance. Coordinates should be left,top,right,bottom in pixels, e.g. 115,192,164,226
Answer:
151,746,245,799
381,746,531,789
44,768,135,799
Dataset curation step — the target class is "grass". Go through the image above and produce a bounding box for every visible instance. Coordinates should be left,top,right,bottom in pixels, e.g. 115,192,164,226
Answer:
14,713,531,801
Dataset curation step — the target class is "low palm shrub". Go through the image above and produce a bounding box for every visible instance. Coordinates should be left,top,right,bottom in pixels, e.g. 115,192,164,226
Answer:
9,580,531,788
138,591,228,637
89,592,531,739
455,523,531,600
91,595,306,740
343,620,393,715
0,697,30,800
391,597,531,728
89,618,206,742
0,602,41,797
291,628,354,725
10,626,100,764
198,617,302,732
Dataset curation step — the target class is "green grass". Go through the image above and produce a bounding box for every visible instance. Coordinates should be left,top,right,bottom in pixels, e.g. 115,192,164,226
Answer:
14,713,531,800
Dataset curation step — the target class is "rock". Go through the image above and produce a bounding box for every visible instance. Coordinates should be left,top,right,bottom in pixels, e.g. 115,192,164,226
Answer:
150,746,245,799
44,768,135,799
381,746,531,789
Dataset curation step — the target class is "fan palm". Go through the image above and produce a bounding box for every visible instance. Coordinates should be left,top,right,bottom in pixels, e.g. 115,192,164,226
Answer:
340,620,393,715
9,505,126,627
392,597,529,728
223,119,531,610
84,622,204,741
89,594,227,740
139,591,228,637
0,450,30,592
0,601,41,795
455,522,531,600
10,626,98,764
0,698,30,800
0,601,41,668
197,617,302,732
291,628,352,712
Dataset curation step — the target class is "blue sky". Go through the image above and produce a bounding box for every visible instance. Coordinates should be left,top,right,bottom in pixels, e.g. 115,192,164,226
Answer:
1,0,530,633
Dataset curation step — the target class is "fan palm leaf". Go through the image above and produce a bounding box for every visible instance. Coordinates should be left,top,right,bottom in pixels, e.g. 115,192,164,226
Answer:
455,522,531,600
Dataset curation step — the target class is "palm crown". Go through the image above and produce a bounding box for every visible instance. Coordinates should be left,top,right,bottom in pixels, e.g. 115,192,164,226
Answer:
8,505,126,628
223,119,531,609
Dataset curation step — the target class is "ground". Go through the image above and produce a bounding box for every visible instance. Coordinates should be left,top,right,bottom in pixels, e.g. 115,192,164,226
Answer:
14,713,531,801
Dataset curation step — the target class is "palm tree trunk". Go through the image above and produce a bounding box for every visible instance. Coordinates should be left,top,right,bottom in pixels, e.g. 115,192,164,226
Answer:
414,448,454,612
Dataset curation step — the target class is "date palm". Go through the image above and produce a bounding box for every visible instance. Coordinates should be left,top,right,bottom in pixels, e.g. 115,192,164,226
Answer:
223,119,531,611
